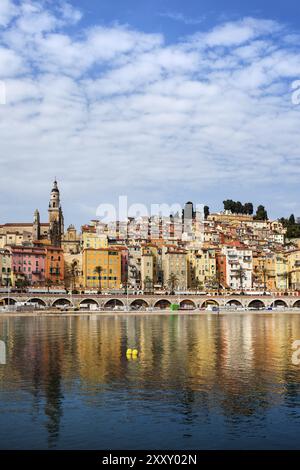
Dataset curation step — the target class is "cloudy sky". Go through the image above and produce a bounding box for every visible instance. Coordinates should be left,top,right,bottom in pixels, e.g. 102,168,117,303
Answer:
1,0,300,228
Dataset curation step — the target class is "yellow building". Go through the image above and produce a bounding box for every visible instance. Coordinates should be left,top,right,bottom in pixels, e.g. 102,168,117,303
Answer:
162,248,187,290
82,248,121,290
64,252,84,291
82,232,108,250
188,247,216,289
207,213,253,224
252,252,276,291
0,249,13,286
287,249,300,291
274,251,289,291
62,224,81,254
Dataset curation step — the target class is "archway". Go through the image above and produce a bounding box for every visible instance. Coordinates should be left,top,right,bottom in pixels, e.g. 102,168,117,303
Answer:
201,299,219,308
180,299,196,310
52,298,72,308
79,299,99,309
27,298,47,307
154,299,171,310
130,299,149,310
226,299,243,308
248,299,265,309
104,299,124,310
293,300,300,308
271,299,288,308
1,297,16,306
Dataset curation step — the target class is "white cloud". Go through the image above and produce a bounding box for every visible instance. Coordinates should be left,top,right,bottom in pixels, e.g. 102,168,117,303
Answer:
194,17,282,47
0,47,25,77
0,1,300,224
0,0,18,27
159,11,206,25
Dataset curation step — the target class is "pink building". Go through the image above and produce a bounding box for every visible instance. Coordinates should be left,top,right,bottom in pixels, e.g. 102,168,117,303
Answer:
11,246,46,285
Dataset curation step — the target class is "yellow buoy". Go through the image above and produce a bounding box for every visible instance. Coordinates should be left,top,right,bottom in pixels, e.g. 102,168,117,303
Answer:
126,348,132,355
132,349,138,356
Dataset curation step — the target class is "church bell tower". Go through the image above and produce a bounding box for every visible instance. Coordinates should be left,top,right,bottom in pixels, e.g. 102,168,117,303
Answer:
48,179,64,246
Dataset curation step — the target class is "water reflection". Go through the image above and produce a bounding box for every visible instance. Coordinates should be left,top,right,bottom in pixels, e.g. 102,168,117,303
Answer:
0,313,300,449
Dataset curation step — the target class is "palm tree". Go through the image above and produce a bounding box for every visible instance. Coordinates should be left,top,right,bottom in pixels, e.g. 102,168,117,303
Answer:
15,278,30,292
205,274,221,293
70,260,78,291
193,277,204,293
278,270,290,293
237,264,247,293
94,266,103,294
167,273,178,294
143,276,153,293
45,278,53,293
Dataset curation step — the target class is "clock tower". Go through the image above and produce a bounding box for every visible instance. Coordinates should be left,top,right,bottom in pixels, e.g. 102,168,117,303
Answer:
48,179,64,246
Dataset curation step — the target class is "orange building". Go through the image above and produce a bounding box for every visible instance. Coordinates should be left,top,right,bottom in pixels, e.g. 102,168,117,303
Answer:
45,246,64,284
216,251,227,288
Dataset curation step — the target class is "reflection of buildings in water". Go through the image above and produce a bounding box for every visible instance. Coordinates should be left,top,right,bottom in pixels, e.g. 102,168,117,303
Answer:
1,315,300,436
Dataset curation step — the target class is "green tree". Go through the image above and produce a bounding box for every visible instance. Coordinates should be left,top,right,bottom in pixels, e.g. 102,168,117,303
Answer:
94,266,103,294
205,275,220,293
143,276,153,293
193,277,204,292
167,273,178,294
244,202,254,215
15,278,30,291
237,265,247,293
289,214,295,225
45,278,53,293
254,205,268,221
236,201,243,214
204,206,210,219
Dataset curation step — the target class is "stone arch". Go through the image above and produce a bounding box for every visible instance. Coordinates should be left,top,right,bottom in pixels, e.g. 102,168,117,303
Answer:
201,299,219,308
293,300,300,308
1,297,17,306
104,299,125,309
226,299,243,308
79,298,99,309
154,299,171,309
180,299,196,310
52,298,73,307
130,299,149,309
27,298,47,307
248,299,265,309
271,299,288,308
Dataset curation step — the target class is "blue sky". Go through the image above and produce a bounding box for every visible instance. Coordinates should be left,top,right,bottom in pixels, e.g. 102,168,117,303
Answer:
0,0,300,227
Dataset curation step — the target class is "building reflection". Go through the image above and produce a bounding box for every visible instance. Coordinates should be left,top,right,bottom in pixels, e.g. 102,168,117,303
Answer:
0,313,300,446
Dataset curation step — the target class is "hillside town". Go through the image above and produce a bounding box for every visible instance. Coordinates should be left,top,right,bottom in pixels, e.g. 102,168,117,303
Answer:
0,180,300,295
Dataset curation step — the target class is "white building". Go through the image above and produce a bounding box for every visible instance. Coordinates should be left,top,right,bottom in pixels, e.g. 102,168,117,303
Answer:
222,246,253,290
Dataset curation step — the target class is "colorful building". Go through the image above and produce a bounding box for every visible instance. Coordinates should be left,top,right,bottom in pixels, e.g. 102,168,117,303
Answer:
45,246,64,285
82,231,108,250
287,249,300,291
141,247,154,291
0,249,12,286
82,248,122,290
222,245,252,290
11,245,46,286
162,248,187,290
188,247,216,290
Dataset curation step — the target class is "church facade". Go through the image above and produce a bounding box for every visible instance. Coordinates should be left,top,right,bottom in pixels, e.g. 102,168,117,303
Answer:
0,180,65,248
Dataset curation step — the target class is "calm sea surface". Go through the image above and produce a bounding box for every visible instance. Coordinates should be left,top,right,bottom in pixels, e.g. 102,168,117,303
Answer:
0,313,300,450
